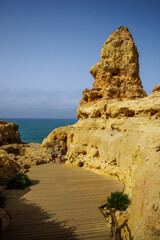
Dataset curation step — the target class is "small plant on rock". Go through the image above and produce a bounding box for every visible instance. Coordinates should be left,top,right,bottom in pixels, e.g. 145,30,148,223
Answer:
103,191,131,239
7,173,31,190
106,191,130,211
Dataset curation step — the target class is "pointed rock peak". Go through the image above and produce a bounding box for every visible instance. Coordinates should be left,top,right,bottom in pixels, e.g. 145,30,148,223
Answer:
80,26,147,106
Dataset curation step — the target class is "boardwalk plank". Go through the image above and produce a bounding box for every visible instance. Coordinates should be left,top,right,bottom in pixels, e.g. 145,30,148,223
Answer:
1,163,123,240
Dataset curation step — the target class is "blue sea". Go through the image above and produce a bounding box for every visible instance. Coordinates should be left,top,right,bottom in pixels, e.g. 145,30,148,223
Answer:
3,118,77,144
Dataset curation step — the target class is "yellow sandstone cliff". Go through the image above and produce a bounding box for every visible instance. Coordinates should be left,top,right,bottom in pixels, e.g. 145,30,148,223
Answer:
0,122,51,180
42,27,160,239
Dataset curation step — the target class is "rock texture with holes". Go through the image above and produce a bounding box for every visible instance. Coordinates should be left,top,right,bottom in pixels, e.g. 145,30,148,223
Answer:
0,121,51,181
152,84,160,92
0,121,21,146
0,143,52,181
43,27,160,240
42,126,73,155
78,26,147,110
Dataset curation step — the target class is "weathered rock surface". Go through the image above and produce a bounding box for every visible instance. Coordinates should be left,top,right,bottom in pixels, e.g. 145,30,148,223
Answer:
0,143,51,181
42,125,74,156
152,84,160,92
79,26,147,108
77,91,160,119
0,121,21,146
0,121,23,181
0,119,52,181
43,94,160,240
0,121,7,124
43,27,160,240
0,154,22,181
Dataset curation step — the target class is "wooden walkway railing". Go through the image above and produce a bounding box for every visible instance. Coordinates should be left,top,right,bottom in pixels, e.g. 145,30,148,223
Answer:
1,163,123,240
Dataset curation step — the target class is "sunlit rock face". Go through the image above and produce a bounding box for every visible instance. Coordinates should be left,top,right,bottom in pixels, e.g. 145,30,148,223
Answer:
78,26,147,115
43,27,160,240
0,121,21,146
152,84,160,92
0,121,52,181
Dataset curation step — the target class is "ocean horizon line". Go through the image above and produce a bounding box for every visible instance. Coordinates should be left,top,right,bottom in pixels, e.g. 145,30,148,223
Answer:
1,118,78,143
2,117,78,120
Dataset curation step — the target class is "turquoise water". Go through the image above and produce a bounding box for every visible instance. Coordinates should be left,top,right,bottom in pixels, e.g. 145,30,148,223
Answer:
4,118,77,144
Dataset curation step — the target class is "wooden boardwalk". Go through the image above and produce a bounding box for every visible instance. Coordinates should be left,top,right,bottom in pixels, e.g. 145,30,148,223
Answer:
1,163,123,240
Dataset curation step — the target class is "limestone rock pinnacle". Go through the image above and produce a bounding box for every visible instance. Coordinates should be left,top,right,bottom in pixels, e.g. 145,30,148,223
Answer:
80,26,147,106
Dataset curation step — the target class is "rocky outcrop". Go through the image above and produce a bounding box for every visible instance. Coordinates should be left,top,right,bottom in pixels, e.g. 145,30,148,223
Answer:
43,27,160,240
42,125,74,156
0,121,7,124
79,26,147,108
152,84,160,92
77,91,160,119
0,121,51,181
0,121,21,146
0,121,23,181
0,154,22,181
0,143,51,181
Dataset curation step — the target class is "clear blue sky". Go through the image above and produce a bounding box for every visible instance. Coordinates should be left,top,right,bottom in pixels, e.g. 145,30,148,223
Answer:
0,0,160,118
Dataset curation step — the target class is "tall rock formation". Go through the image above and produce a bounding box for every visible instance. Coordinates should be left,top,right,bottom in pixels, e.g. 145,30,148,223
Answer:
79,26,146,109
42,27,160,240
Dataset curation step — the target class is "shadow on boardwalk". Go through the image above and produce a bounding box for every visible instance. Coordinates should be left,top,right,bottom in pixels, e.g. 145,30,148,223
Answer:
1,163,123,240
1,180,78,240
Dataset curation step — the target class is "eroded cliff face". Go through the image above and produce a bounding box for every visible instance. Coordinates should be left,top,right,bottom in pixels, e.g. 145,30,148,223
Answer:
42,27,160,240
43,97,160,240
66,101,160,239
0,121,51,181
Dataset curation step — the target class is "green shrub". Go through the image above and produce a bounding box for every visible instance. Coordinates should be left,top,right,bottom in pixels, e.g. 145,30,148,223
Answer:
7,173,31,190
106,191,130,211
0,192,6,208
